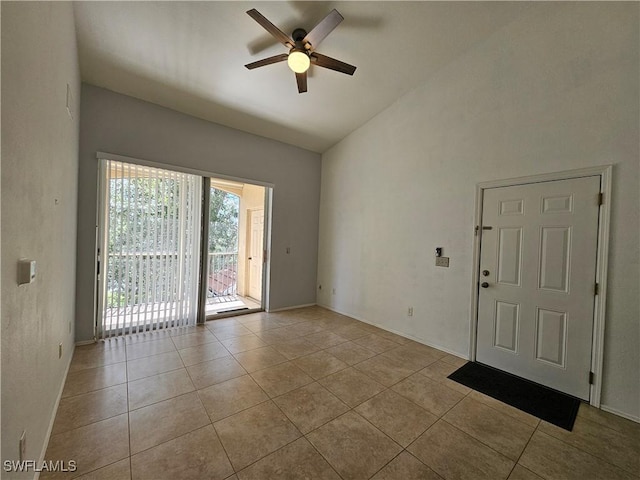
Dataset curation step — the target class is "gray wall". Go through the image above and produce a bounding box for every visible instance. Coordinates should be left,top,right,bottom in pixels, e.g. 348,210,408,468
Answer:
1,2,81,474
318,2,639,420
76,85,322,342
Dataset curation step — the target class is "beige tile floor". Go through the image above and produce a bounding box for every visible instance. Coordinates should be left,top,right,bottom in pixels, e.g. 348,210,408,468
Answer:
42,306,639,480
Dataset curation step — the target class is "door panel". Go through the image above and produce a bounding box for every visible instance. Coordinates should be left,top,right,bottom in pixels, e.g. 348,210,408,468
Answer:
535,308,567,367
497,227,523,286
494,301,519,352
477,176,600,400
539,227,571,292
248,209,264,301
499,199,524,216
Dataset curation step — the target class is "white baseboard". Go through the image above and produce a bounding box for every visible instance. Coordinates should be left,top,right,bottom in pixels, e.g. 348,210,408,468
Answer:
75,339,96,346
600,404,640,424
317,303,469,360
267,303,317,313
35,343,75,480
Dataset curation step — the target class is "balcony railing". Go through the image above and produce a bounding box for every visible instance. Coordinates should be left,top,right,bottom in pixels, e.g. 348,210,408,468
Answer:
104,251,239,312
101,250,242,330
207,252,238,303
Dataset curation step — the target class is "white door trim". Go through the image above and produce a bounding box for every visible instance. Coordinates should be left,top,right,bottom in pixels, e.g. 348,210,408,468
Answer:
469,165,612,407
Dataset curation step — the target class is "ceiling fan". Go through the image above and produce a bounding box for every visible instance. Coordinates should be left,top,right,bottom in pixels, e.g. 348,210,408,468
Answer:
244,8,357,94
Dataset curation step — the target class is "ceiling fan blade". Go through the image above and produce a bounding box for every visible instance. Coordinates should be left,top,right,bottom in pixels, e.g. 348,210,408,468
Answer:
245,53,289,70
303,9,343,50
296,71,308,93
310,52,356,75
246,9,294,47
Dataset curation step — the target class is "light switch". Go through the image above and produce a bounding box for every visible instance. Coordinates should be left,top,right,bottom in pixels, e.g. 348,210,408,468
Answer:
435,257,450,267
18,259,36,285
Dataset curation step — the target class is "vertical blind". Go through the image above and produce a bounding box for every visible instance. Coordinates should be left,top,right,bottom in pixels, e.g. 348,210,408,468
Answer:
98,159,202,338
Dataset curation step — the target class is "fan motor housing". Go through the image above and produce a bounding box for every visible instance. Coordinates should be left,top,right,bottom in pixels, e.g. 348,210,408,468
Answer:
292,28,307,42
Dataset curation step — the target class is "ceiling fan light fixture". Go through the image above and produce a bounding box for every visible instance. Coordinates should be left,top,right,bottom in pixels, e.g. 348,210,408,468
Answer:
287,49,310,73
245,9,356,92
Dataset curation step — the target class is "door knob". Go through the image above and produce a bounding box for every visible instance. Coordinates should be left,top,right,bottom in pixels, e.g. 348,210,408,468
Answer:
248,257,252,260
481,282,489,288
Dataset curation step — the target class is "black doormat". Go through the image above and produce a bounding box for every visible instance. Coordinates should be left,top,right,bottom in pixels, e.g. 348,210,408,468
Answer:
448,362,580,431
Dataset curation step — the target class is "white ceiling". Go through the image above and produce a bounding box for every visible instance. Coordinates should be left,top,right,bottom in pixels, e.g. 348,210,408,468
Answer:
74,1,532,153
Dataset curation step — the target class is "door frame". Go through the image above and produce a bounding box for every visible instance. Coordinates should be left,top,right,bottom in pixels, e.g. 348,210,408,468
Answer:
469,165,612,407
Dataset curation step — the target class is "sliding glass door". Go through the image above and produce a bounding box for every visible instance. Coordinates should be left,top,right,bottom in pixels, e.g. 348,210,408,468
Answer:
204,179,266,317
97,159,202,338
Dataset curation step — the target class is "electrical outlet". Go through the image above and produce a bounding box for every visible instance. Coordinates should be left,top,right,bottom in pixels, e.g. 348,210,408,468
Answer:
407,307,413,317
19,431,26,461
59,343,63,359
286,247,291,254
318,284,322,290
68,321,72,334
332,288,336,295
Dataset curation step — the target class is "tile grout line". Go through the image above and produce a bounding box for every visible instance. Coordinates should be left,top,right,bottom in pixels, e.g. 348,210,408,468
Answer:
52,307,637,479
365,449,408,480
214,363,398,477
49,311,322,475
462,391,541,430
269,377,423,477
507,422,540,478
437,417,519,469
58,378,128,402
432,376,536,464
532,424,639,476
239,324,629,477
205,415,236,477
127,347,205,464
127,391,212,458
213,378,294,474
458,388,637,475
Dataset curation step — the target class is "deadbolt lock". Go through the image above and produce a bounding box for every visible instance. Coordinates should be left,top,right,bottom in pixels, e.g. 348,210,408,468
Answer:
482,270,490,277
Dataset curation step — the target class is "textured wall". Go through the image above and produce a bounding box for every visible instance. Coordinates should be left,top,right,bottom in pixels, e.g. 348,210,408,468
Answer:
318,3,639,419
1,2,81,474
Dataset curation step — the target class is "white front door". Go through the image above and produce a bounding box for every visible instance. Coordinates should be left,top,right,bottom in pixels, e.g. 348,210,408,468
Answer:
248,209,264,301
476,176,600,400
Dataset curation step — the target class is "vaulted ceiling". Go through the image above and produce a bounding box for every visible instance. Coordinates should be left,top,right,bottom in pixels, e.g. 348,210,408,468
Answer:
74,1,532,153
